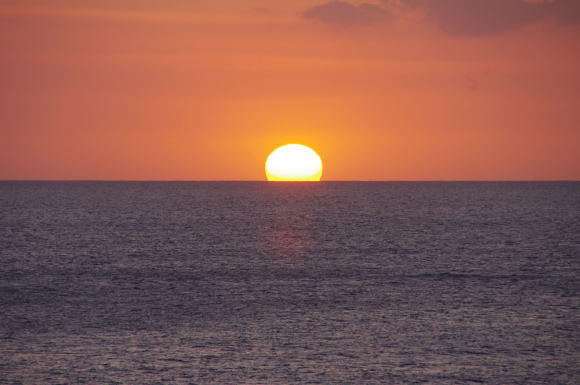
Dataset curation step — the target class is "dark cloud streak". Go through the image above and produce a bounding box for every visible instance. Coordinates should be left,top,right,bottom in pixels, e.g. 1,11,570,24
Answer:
407,0,580,36
303,0,580,35
551,0,580,24
302,1,392,28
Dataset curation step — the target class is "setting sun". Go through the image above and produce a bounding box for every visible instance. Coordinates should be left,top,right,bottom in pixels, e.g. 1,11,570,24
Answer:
265,144,323,181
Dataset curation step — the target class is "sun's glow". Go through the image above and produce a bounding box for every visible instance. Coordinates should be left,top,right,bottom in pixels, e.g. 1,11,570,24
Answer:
265,144,323,181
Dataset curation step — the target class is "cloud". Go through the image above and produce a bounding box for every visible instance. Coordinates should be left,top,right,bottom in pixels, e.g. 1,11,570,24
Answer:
303,1,392,27
403,0,580,36
551,0,580,24
303,0,580,34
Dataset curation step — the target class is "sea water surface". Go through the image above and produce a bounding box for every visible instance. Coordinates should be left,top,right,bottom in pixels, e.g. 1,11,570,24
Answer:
0,181,578,384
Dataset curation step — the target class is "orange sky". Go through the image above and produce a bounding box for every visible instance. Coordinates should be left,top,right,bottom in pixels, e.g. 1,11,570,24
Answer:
1,0,579,180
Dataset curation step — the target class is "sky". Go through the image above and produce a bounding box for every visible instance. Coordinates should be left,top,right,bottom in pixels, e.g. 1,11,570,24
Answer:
1,0,579,180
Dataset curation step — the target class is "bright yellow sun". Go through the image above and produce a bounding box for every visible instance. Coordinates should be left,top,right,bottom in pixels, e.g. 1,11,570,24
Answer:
265,144,323,181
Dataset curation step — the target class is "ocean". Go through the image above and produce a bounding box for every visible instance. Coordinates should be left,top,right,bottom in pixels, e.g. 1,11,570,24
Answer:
0,181,578,384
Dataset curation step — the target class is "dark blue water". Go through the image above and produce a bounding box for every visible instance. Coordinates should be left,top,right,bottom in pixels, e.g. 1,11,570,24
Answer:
1,182,578,384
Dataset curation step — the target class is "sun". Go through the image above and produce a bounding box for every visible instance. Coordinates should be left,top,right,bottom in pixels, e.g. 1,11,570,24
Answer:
265,144,323,181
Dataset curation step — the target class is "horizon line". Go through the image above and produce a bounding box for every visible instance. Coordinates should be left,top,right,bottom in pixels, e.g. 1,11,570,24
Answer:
1,179,579,183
